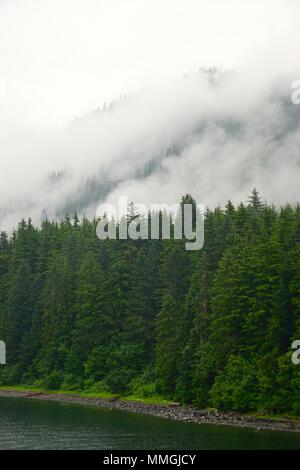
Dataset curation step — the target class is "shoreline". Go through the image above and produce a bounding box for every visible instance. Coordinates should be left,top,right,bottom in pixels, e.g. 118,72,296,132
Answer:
0,388,299,433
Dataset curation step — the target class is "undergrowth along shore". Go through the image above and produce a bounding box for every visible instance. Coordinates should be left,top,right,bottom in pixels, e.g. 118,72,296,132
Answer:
0,385,173,406
1,386,300,433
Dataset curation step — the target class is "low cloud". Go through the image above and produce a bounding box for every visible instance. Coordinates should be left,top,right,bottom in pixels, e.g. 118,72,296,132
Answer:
1,68,300,229
0,0,300,229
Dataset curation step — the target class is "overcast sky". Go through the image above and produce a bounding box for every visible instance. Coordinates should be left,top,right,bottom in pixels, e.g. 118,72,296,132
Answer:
0,0,300,229
0,0,298,127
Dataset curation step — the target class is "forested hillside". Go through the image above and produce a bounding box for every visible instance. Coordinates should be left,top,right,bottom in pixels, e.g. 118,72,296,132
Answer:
0,190,300,414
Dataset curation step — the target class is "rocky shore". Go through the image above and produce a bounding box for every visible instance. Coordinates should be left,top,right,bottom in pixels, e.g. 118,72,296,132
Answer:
0,388,299,433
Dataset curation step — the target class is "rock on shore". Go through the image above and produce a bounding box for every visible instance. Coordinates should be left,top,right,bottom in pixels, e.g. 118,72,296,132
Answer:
0,389,299,433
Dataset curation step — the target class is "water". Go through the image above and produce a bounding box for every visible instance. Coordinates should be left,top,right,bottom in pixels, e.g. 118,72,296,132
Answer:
0,398,299,450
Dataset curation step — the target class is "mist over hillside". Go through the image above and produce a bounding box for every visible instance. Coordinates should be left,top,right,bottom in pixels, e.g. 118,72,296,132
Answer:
0,67,300,230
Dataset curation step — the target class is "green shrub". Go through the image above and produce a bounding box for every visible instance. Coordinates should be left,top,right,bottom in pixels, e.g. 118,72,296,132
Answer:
0,365,22,386
42,370,63,390
210,356,262,412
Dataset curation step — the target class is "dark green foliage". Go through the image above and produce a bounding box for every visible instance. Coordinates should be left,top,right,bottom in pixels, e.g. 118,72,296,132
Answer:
0,190,300,414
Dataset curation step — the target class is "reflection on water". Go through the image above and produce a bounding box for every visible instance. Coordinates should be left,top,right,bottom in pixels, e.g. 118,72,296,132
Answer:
0,398,299,450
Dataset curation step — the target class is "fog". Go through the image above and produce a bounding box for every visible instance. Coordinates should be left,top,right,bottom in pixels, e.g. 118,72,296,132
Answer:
0,0,300,229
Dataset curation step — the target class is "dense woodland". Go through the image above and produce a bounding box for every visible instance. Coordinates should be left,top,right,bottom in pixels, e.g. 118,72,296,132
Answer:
0,190,300,414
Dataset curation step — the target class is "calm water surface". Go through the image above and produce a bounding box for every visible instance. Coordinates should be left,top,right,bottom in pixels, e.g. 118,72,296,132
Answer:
0,398,300,450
